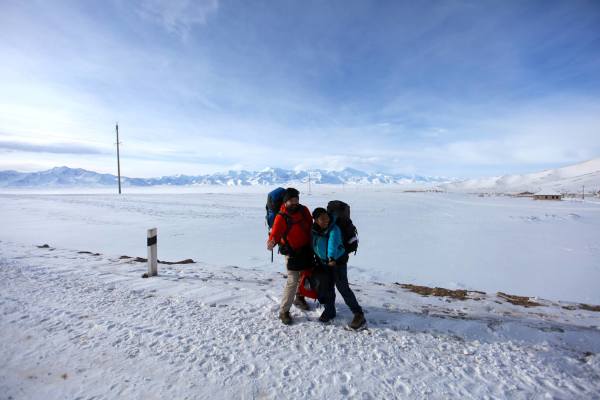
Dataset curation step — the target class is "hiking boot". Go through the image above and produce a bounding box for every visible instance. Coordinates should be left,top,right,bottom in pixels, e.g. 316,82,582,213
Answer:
349,312,366,330
279,311,292,325
293,296,310,311
319,311,335,323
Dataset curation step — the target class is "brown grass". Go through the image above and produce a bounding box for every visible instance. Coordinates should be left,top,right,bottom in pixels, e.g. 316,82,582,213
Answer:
396,283,470,300
579,303,600,312
497,292,542,307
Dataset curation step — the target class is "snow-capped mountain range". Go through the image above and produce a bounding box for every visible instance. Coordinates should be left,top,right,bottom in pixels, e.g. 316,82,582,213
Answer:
441,158,600,194
0,166,452,188
2,158,599,192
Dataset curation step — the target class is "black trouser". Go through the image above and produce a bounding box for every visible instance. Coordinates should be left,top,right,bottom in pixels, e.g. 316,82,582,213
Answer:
315,261,362,317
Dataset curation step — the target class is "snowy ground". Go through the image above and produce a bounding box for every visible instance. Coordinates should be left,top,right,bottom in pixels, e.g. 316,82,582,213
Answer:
1,241,599,399
2,188,600,398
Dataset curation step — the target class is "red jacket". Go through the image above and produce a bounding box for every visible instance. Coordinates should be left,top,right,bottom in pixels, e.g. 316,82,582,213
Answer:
269,204,312,251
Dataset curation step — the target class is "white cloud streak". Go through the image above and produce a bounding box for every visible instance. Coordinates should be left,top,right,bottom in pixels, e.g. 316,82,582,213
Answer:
136,0,219,39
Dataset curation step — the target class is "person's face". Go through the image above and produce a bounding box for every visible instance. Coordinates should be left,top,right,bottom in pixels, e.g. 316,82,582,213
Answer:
286,197,300,211
316,213,330,229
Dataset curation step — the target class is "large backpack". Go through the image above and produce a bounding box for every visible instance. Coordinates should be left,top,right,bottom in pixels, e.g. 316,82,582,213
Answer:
327,200,359,254
298,270,318,299
266,187,286,229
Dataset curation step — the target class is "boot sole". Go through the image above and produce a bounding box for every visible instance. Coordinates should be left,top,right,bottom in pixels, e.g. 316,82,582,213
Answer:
346,321,368,331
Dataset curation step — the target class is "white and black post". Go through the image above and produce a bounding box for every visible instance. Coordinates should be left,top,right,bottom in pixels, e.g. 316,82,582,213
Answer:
147,228,158,277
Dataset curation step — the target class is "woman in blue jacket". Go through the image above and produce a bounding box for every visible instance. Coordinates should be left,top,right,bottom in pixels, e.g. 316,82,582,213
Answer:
312,207,365,329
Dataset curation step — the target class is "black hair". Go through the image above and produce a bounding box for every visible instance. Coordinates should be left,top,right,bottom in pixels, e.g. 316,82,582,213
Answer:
312,207,328,220
283,187,300,202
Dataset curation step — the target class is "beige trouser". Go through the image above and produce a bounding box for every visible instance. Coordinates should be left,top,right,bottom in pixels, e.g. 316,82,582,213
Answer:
280,270,302,314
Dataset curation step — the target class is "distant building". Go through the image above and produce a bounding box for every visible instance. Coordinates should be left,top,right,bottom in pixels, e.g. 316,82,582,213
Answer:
515,191,535,197
533,190,562,200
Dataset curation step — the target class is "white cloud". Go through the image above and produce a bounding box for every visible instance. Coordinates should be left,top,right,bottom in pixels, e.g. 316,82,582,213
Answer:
0,139,107,155
137,0,219,39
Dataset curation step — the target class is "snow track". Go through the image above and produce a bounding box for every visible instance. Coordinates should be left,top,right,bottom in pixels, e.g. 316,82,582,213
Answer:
1,243,600,399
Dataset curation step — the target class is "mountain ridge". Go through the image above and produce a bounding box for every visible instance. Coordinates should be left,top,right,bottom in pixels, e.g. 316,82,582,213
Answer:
441,158,600,193
0,166,453,188
2,158,599,192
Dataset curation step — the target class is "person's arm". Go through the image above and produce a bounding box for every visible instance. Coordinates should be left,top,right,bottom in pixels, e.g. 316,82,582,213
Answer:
267,214,286,250
327,225,343,266
302,206,313,233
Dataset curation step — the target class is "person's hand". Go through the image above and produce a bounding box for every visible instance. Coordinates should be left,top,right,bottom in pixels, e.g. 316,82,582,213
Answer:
267,240,276,251
328,260,336,267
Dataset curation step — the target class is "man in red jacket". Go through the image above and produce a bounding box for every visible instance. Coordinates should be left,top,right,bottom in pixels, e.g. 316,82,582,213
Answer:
267,187,314,325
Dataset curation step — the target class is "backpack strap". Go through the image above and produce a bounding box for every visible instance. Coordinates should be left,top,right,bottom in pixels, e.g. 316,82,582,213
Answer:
278,212,296,255
325,229,332,262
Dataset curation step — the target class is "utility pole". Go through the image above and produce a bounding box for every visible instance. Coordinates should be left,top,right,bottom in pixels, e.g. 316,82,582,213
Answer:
583,185,585,200
115,123,122,195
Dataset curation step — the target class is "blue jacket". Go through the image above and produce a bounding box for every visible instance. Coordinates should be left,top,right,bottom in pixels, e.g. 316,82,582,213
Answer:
312,218,346,263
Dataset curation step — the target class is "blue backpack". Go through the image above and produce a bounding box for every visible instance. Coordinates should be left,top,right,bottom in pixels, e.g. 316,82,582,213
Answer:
266,187,286,230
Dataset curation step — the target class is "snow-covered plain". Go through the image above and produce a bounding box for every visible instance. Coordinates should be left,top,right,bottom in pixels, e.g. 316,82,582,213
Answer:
2,186,600,399
1,186,600,303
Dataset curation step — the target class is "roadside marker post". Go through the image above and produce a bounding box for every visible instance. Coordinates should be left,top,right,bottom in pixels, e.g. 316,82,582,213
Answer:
147,228,158,277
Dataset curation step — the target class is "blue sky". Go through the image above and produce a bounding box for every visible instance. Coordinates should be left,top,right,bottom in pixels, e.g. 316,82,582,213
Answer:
1,0,599,178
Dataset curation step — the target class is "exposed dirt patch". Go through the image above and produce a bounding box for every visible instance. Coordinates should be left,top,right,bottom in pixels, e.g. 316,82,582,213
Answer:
37,244,51,249
126,256,195,265
579,303,600,312
577,351,596,363
497,292,542,307
395,283,471,300
78,251,100,256
159,258,195,265
469,290,487,295
561,305,578,311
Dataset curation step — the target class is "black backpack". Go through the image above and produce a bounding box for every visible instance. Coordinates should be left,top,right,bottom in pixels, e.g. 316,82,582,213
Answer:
327,200,359,254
